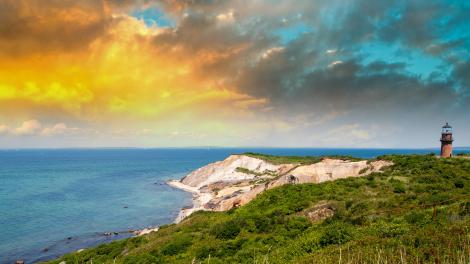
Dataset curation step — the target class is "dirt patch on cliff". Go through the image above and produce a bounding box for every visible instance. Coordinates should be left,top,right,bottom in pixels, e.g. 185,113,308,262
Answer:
303,201,337,223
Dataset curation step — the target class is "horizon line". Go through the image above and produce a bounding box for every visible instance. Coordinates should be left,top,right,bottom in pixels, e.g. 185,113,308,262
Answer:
0,146,469,151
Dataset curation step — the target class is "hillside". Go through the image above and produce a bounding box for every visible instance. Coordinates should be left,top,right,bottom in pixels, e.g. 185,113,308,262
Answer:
168,154,391,221
48,154,470,264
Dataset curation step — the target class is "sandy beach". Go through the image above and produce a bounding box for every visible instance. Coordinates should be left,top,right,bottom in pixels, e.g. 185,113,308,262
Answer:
167,180,214,223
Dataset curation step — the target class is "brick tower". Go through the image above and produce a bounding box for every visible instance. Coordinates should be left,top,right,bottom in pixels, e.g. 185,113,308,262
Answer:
440,122,453,158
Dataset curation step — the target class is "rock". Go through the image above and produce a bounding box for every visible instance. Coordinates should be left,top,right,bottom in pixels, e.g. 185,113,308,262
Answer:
133,227,159,236
15,260,25,264
181,155,295,188
304,201,336,223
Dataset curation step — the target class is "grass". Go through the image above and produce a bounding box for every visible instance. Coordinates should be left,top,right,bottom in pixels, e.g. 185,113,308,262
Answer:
242,152,362,165
235,167,277,177
47,154,470,264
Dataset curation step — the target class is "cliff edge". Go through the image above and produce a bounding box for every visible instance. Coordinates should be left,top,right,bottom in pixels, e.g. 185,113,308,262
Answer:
169,154,392,222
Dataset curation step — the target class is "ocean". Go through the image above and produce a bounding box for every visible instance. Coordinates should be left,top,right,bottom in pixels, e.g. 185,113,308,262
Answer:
1,148,469,263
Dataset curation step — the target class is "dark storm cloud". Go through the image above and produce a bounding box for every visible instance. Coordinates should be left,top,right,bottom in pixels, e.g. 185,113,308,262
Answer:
0,0,112,56
453,61,470,96
153,12,250,52
237,51,459,118
0,0,157,57
150,0,469,124
376,0,470,57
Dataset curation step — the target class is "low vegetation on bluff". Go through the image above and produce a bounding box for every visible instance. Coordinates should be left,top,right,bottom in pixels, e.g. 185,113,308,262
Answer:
242,152,362,165
48,154,470,264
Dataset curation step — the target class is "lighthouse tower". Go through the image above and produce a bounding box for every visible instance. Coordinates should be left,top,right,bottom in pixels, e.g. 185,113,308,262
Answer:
440,122,453,158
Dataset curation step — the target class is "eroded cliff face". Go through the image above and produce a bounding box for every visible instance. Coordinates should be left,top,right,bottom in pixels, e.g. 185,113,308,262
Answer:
181,155,295,188
170,155,392,222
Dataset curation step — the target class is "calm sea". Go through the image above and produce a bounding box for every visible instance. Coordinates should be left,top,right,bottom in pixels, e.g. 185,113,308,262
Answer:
1,148,469,263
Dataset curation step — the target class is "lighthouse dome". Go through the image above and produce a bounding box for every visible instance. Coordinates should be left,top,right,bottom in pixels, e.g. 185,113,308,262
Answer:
442,122,453,134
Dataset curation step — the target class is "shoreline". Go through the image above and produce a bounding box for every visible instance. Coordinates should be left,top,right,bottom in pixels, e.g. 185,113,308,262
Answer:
167,180,214,223
35,153,394,262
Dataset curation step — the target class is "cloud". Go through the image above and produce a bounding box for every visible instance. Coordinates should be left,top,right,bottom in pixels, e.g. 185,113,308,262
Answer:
261,47,285,59
216,10,236,24
0,120,82,137
327,124,371,141
41,123,68,136
326,49,337,54
0,0,110,57
328,60,343,68
0,0,469,147
0,124,9,135
13,120,43,136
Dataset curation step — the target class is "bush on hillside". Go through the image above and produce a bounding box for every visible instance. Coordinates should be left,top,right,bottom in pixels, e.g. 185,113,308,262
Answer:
319,223,353,247
210,220,242,240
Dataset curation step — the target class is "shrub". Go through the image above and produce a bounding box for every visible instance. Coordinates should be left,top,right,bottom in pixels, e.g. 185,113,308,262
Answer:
123,254,163,264
253,216,271,233
218,238,247,256
350,202,368,213
454,180,464,188
289,199,310,212
319,223,352,247
298,234,321,253
196,245,218,259
160,236,192,255
349,216,367,226
211,220,241,240
393,184,406,193
377,222,408,238
284,216,310,237
404,211,429,225
94,241,125,258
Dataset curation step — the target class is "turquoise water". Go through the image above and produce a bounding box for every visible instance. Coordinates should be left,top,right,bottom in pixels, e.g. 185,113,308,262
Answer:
1,148,469,263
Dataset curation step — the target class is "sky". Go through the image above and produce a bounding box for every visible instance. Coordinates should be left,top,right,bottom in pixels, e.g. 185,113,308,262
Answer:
0,0,469,148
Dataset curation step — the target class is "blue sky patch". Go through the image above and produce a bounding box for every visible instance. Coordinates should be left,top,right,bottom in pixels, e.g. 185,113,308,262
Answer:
273,23,312,44
131,7,175,28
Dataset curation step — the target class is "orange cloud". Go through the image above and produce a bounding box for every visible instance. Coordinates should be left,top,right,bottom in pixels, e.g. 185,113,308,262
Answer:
0,1,268,141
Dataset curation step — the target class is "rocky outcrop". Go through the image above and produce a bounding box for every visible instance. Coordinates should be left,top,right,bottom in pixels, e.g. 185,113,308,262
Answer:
181,155,295,188
304,201,336,223
169,155,392,222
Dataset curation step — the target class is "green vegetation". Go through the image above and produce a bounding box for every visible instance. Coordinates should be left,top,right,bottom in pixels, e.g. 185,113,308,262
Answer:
48,154,470,264
242,152,323,164
242,152,362,165
235,166,262,176
235,167,277,177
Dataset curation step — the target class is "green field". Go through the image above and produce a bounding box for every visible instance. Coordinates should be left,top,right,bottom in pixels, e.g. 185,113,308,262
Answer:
48,154,470,264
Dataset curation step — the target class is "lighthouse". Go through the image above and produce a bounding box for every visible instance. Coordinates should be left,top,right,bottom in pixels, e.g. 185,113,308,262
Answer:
440,122,453,158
